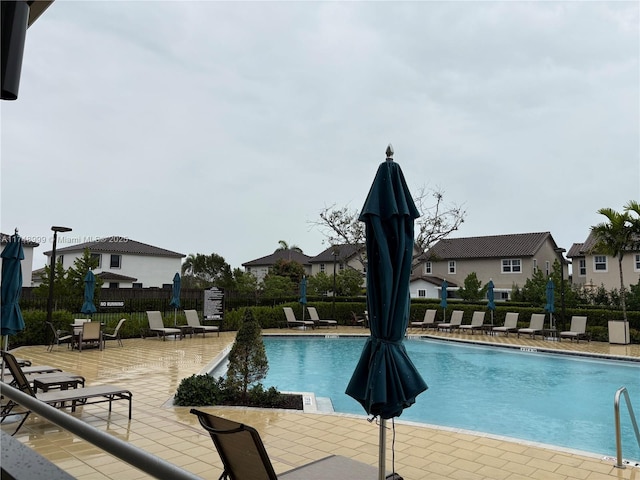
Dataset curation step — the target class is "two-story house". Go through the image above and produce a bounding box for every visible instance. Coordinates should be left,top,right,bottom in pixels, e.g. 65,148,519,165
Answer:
242,250,313,283
568,232,640,290
308,244,365,279
41,236,185,289
412,232,566,300
0,232,39,286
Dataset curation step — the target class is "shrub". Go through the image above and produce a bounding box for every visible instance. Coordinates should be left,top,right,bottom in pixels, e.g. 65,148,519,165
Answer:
174,374,225,406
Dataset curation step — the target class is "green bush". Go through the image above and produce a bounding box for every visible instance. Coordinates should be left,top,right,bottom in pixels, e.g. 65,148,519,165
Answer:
174,374,225,406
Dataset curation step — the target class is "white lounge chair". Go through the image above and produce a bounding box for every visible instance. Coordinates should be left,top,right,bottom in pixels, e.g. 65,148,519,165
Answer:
459,311,486,334
283,307,314,330
146,311,182,340
306,306,337,328
492,312,519,336
438,310,463,332
410,309,438,330
185,310,220,337
559,316,588,343
517,314,545,338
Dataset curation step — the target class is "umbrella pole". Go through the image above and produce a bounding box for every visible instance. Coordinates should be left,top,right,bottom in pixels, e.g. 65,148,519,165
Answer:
1,335,6,383
379,419,386,480
174,308,177,327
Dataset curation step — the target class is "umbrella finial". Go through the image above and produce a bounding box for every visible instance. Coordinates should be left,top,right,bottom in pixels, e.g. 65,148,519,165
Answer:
386,144,394,162
14,228,18,235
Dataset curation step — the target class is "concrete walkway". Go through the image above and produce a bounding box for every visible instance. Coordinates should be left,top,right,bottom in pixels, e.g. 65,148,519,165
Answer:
2,327,639,479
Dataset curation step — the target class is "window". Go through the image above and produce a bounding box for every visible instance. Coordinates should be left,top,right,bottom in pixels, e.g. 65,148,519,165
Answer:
579,259,586,276
635,254,640,271
110,254,121,269
57,255,64,266
500,292,510,300
545,261,550,276
108,282,119,289
417,289,426,298
339,263,345,271
532,259,537,272
448,261,456,274
594,255,607,271
502,259,521,273
132,283,142,289
91,253,102,268
162,284,172,289
424,262,432,274
320,263,325,273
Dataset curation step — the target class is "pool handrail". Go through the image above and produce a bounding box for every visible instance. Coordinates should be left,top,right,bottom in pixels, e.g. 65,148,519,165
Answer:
614,386,640,469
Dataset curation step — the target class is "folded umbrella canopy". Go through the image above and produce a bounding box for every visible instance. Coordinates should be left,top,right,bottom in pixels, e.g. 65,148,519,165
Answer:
440,279,448,322
544,278,555,329
1,230,25,382
80,270,97,315
299,276,307,321
345,145,428,480
487,279,495,325
169,272,181,326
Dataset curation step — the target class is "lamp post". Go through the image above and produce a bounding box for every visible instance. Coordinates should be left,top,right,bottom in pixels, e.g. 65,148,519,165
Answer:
555,247,566,332
332,247,339,319
46,226,72,324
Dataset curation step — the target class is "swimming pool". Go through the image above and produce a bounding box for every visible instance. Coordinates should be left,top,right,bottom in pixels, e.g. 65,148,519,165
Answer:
259,336,640,459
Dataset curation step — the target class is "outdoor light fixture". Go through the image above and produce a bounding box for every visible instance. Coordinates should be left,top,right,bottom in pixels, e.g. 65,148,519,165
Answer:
46,226,72,324
555,247,567,331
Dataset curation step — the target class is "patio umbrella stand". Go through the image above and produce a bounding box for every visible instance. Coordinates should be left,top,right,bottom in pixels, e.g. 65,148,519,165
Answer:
346,145,428,480
80,269,97,317
169,273,181,327
487,279,495,325
299,276,307,322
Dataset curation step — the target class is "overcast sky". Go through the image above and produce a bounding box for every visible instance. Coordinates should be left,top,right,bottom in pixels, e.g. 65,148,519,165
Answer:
2,0,638,272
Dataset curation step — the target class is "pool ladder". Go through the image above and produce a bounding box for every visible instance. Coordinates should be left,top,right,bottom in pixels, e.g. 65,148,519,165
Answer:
614,386,640,468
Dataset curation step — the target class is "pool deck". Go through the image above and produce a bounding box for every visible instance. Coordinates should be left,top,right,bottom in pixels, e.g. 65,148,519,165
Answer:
2,327,639,479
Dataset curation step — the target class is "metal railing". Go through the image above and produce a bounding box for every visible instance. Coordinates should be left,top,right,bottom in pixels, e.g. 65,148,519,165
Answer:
0,383,201,479
614,386,640,469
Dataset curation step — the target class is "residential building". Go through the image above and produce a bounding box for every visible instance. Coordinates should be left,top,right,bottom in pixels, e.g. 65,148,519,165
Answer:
243,250,313,283
41,236,185,289
309,244,365,278
412,232,565,300
0,232,39,286
568,232,640,290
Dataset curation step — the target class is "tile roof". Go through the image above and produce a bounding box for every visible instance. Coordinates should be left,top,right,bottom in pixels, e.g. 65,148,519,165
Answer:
242,250,313,267
44,236,184,258
576,231,640,255
1,232,40,247
96,271,138,282
409,274,457,288
567,243,585,258
424,232,556,260
310,244,364,263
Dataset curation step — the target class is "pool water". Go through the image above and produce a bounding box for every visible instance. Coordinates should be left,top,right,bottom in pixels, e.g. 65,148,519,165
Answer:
260,336,640,459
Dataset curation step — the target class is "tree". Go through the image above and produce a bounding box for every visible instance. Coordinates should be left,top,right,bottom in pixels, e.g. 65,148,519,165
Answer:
182,253,233,289
307,271,333,296
511,268,548,306
35,260,69,298
224,309,268,402
313,187,465,268
591,205,635,322
66,248,103,295
260,275,296,298
269,259,305,285
335,268,365,296
232,268,259,299
457,272,486,301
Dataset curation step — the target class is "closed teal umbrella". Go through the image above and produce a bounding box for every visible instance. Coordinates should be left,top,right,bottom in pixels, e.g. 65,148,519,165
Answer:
440,279,448,322
487,280,495,325
544,278,555,329
1,230,25,382
169,272,181,326
345,146,428,479
299,276,307,321
80,270,97,315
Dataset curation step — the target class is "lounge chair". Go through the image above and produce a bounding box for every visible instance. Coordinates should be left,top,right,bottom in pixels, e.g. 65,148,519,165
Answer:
1,351,132,435
517,313,545,338
190,409,380,479
46,321,73,352
103,318,126,347
145,311,182,340
350,311,367,327
283,307,314,329
458,311,486,334
492,312,519,336
185,310,220,337
438,310,463,332
410,309,438,330
77,321,103,351
306,306,338,328
559,316,589,343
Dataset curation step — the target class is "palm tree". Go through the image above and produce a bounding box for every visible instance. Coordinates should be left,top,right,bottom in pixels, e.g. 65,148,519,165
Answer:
591,207,634,323
275,240,303,257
